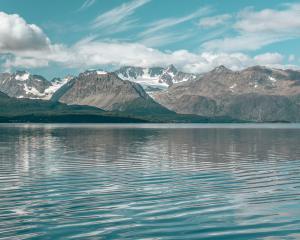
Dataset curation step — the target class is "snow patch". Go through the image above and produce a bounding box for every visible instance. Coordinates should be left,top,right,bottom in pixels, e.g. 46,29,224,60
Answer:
117,73,126,79
142,68,150,78
15,73,30,81
230,83,237,89
117,67,196,93
43,77,72,100
24,84,45,97
83,70,107,76
118,68,169,90
181,77,190,82
229,83,237,92
96,71,107,75
269,76,277,82
168,71,175,78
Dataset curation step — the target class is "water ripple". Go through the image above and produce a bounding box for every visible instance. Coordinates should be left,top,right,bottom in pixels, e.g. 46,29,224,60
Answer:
0,124,300,239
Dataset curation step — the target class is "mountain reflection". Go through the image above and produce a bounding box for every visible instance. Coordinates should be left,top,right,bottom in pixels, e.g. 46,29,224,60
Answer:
1,125,300,175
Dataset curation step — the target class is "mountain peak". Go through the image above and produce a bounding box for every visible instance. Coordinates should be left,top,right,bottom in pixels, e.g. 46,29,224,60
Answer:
14,70,31,81
166,64,177,73
244,65,269,72
212,65,231,73
15,70,29,74
82,69,108,77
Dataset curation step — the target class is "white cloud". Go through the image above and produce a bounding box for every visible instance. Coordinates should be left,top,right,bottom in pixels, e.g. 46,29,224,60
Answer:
91,0,150,33
202,4,300,52
0,12,51,53
0,12,298,74
235,4,300,34
1,33,296,73
55,39,292,73
68,41,171,68
289,54,296,62
139,31,193,47
182,52,253,73
198,14,231,28
3,56,49,69
138,7,211,47
254,53,284,65
78,0,96,11
202,34,289,52
139,7,211,37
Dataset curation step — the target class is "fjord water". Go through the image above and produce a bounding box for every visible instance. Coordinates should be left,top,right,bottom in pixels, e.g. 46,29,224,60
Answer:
1,124,300,239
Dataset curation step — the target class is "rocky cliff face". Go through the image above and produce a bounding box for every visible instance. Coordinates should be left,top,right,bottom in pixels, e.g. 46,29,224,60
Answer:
52,70,172,115
0,71,71,100
0,71,51,99
154,66,300,122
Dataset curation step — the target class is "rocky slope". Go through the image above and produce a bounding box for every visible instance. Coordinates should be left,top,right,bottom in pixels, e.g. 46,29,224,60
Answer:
115,65,197,93
0,90,148,123
52,70,172,115
0,71,71,99
154,66,300,122
2,65,300,122
0,65,196,100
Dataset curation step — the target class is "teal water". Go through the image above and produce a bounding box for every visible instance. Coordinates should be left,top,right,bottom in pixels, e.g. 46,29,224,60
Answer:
0,124,300,239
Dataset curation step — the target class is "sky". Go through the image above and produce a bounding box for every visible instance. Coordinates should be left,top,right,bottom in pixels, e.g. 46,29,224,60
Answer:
1,0,300,79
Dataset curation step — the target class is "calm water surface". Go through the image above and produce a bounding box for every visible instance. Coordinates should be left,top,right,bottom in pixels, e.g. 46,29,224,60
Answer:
0,124,300,239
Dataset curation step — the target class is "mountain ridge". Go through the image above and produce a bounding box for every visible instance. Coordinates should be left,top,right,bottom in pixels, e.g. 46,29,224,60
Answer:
1,65,300,122
153,65,300,122
51,70,173,116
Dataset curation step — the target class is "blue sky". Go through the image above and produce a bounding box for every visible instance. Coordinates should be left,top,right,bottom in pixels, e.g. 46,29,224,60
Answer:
1,0,300,79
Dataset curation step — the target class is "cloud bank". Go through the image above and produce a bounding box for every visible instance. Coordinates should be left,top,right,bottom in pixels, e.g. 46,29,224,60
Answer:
0,10,298,74
0,12,51,53
202,3,300,52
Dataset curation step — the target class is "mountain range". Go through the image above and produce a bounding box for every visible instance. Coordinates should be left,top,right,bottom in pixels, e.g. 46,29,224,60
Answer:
0,71,72,100
1,65,300,122
154,65,300,122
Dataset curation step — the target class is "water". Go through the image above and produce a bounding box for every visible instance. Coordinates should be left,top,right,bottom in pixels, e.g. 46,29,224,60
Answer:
0,124,300,239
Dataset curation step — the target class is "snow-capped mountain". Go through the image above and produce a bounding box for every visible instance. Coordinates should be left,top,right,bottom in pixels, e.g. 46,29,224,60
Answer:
0,71,72,100
114,65,197,92
0,66,197,100
51,69,171,114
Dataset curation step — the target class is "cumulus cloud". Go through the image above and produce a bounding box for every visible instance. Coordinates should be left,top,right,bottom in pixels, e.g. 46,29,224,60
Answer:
61,39,246,71
235,4,300,34
0,12,298,74
1,35,295,73
254,53,284,65
202,4,300,52
0,12,51,53
198,14,231,28
56,39,291,73
3,56,49,69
